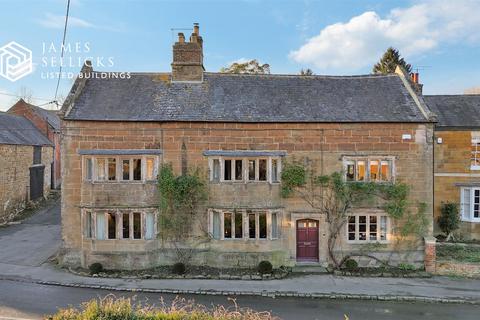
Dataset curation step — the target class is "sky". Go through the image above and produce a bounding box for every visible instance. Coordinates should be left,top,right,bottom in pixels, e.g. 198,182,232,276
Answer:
0,0,479,111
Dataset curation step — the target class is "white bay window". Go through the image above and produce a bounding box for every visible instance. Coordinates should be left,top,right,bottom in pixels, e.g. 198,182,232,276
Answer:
461,187,480,222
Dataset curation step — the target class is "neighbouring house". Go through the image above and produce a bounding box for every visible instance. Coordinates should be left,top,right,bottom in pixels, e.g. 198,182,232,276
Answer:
0,112,54,222
8,99,62,189
425,94,480,240
59,24,436,271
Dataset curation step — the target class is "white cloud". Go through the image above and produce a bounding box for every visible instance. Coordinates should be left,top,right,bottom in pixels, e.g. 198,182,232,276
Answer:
290,0,480,71
38,12,95,29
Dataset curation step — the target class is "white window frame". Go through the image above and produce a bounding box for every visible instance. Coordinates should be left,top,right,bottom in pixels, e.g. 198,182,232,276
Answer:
346,213,390,243
83,155,159,183
460,187,480,222
342,157,395,183
208,156,281,184
208,209,280,240
81,209,158,240
471,136,480,171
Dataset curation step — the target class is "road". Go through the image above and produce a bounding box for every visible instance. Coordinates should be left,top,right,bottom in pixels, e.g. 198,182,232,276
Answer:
0,201,479,319
1,279,480,320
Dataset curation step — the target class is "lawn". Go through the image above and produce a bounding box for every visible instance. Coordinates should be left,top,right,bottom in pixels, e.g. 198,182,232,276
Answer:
437,244,480,263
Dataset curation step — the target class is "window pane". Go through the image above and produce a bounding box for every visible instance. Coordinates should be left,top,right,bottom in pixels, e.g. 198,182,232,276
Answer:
235,160,243,180
369,215,377,240
271,212,278,238
146,158,155,180
122,213,130,239
474,189,480,218
272,159,279,182
133,212,142,239
212,159,220,182
107,212,116,239
224,212,232,238
235,212,243,238
133,159,142,180
348,216,356,240
212,211,221,239
462,188,471,220
224,160,232,181
357,161,365,181
259,159,267,181
86,158,93,180
108,158,116,181
346,161,355,181
472,139,480,167
145,212,155,240
380,161,390,181
249,212,256,238
96,213,105,240
97,159,106,181
380,216,387,240
33,146,42,164
259,212,267,238
248,160,256,180
358,215,367,240
370,160,379,181
84,211,92,238
122,160,130,180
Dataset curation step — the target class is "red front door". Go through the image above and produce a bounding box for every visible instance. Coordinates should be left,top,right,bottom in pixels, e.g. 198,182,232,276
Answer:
296,219,319,261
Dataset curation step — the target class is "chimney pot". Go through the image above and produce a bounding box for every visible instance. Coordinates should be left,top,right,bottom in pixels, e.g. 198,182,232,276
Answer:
193,23,199,35
178,32,185,43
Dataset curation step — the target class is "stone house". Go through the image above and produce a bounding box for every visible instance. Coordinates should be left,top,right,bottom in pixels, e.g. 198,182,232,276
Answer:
8,99,62,189
426,95,480,239
0,112,53,222
59,25,436,270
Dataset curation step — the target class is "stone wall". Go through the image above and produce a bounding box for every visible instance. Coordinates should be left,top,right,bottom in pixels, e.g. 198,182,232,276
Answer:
0,144,53,221
61,120,434,269
434,130,480,239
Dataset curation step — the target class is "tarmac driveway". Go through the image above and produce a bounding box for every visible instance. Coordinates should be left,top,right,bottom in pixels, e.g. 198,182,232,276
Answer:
0,201,61,267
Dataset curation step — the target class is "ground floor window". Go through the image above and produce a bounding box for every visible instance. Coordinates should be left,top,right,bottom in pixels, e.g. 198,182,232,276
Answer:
347,213,389,243
209,209,280,240
461,187,480,222
82,209,157,240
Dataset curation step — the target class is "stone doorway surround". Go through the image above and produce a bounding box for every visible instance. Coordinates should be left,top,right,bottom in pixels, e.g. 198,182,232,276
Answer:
289,212,328,266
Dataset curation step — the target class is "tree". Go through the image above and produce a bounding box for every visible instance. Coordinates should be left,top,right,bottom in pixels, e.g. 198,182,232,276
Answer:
220,59,270,74
299,68,314,76
372,47,412,74
438,202,460,241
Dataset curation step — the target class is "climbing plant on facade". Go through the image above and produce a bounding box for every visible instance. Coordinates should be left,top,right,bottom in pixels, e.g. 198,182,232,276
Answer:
281,160,428,269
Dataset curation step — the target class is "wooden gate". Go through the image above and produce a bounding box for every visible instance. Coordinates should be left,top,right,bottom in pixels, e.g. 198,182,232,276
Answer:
296,219,319,261
29,165,45,200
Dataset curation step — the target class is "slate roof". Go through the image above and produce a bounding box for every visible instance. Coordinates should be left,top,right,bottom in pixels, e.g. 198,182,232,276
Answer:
0,112,53,146
65,72,429,123
424,95,480,128
33,106,60,130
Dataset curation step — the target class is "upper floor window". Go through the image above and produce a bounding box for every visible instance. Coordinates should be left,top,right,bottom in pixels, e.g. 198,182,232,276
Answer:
471,137,480,170
460,187,480,222
344,157,394,183
209,157,281,183
83,155,158,183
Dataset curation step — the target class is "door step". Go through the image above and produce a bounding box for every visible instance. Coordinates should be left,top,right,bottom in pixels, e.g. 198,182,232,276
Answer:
292,264,329,274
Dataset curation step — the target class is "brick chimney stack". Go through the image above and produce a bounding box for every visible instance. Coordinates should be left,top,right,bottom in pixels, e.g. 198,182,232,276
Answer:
171,23,204,82
409,72,423,95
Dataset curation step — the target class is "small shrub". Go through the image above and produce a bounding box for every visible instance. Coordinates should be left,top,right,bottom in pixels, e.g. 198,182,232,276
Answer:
344,259,358,271
172,262,186,275
438,202,460,241
258,261,273,274
89,263,103,275
397,263,416,271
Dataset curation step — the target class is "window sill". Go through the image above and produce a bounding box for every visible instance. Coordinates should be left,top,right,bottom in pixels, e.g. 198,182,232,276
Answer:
209,181,280,185
461,219,480,223
346,240,389,244
84,180,157,184
470,166,480,171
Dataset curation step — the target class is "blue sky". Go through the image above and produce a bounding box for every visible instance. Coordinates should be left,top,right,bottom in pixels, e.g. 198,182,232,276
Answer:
0,0,479,110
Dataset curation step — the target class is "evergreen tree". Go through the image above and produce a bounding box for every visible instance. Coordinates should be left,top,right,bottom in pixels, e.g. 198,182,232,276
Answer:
373,47,412,74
